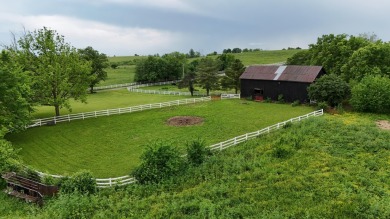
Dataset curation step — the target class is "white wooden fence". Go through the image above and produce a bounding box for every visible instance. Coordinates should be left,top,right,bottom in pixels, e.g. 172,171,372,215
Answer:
127,80,180,90
28,97,211,128
127,88,204,96
96,176,137,188
208,109,323,151
221,94,240,99
94,82,138,91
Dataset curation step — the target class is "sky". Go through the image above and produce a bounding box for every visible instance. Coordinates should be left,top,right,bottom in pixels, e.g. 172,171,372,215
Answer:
1,0,389,56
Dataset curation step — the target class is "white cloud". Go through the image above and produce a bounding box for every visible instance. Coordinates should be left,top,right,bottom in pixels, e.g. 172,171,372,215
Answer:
0,13,185,55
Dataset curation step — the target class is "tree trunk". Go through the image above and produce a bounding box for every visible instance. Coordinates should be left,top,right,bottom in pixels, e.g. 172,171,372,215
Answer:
55,105,60,117
206,89,210,96
235,87,238,94
90,85,94,94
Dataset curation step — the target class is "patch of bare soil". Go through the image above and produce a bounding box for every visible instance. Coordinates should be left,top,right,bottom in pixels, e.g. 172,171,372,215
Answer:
167,116,204,126
376,120,390,130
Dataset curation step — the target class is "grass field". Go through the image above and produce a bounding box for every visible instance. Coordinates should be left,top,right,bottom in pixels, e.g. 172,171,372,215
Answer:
99,65,136,86
101,50,302,86
7,100,313,178
2,112,389,218
33,89,190,118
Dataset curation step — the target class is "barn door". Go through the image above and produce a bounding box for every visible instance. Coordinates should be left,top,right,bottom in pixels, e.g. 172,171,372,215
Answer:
253,88,264,101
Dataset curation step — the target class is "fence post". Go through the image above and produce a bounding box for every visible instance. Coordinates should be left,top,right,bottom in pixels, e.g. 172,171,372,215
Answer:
82,113,85,120
54,117,57,124
220,142,223,151
68,114,70,122
109,178,112,187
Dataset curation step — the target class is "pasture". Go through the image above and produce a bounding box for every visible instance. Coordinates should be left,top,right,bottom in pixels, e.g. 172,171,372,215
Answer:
7,100,313,178
98,65,136,86
33,89,190,118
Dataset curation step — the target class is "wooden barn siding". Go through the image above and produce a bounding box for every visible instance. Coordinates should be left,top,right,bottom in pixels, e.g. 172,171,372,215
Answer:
240,79,311,103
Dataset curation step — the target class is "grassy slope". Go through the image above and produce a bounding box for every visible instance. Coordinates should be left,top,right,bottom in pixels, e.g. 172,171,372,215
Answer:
98,65,136,86
101,50,302,86
3,113,389,218
7,101,313,177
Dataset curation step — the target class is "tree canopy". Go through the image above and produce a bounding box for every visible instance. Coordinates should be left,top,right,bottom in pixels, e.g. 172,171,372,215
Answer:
221,58,245,94
134,52,185,83
11,27,91,116
0,50,32,132
78,46,109,93
196,57,220,96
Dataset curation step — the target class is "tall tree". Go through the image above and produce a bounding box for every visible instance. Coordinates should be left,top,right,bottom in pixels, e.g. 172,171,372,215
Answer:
221,58,245,94
12,27,91,116
178,60,198,96
0,50,32,132
216,53,235,71
196,57,220,96
78,46,109,93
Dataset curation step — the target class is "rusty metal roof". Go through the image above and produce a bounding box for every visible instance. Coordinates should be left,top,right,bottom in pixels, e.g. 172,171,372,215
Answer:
239,65,324,83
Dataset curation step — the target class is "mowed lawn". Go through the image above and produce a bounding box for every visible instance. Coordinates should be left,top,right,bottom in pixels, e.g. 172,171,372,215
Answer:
7,100,313,178
34,89,191,118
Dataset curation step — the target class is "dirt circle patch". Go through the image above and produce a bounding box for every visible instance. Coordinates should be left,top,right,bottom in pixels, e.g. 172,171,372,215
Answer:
167,116,204,126
376,120,390,130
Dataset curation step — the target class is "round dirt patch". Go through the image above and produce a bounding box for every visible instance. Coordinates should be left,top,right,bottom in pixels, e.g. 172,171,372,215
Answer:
167,116,204,126
376,120,390,130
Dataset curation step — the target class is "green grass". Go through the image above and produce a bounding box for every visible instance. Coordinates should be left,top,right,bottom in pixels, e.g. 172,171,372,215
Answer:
2,112,389,218
33,89,190,118
7,100,313,178
99,65,135,86
233,49,302,66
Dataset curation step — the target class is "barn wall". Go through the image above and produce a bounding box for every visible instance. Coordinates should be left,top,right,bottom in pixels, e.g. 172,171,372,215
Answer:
240,79,311,103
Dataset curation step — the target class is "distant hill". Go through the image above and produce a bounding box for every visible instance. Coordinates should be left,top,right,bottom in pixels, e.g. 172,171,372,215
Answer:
108,49,303,66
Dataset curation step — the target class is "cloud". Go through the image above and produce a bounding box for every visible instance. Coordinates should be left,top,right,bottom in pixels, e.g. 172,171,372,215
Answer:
0,13,185,56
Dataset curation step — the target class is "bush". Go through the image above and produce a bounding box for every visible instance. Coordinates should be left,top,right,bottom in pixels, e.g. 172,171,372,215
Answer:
132,142,185,184
308,74,350,107
350,75,390,113
291,100,300,107
186,138,211,166
60,170,96,194
317,101,329,111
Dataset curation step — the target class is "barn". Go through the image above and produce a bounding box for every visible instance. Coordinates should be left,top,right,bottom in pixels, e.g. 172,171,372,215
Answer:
240,65,326,103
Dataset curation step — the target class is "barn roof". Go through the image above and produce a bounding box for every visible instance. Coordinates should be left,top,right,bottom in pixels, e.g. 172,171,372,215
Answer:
239,65,324,83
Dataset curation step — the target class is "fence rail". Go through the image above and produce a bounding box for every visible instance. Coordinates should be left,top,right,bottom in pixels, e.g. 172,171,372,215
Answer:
28,96,211,128
36,109,324,188
221,94,240,99
127,88,204,96
208,109,323,151
127,80,180,90
94,82,138,91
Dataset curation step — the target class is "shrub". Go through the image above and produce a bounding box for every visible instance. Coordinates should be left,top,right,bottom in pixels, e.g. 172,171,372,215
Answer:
277,94,285,103
350,75,390,113
43,192,99,219
291,100,300,107
60,170,96,194
308,74,350,107
317,101,329,111
132,142,185,184
186,138,211,166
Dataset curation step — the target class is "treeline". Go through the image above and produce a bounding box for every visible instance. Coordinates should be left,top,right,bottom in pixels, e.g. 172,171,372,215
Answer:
289,33,390,113
134,52,245,95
